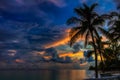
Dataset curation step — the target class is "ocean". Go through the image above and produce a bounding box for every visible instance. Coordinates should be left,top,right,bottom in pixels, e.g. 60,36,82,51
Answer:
0,70,94,80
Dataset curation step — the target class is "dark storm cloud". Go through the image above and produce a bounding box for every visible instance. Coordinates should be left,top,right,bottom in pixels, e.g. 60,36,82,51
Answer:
0,0,67,23
0,9,45,23
0,28,16,42
0,6,47,23
0,0,85,25
0,0,117,23
27,26,66,48
45,47,57,56
0,21,32,51
0,20,66,52
72,43,83,53
0,0,117,63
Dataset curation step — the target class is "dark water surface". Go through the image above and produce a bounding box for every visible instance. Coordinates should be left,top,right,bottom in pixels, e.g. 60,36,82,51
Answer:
0,70,94,80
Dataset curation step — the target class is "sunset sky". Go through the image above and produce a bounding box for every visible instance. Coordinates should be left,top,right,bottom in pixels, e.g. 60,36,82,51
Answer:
0,0,119,64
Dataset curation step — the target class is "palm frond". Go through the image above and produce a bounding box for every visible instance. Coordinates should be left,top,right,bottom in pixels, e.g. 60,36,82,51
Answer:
109,20,120,42
90,3,98,11
66,17,82,25
74,8,85,17
69,30,81,46
113,36,120,42
110,12,119,16
80,22,89,37
91,12,99,18
101,14,112,20
98,27,112,40
69,27,81,37
69,24,88,46
93,28,100,39
83,3,89,10
84,30,90,47
92,17,105,26
108,20,115,26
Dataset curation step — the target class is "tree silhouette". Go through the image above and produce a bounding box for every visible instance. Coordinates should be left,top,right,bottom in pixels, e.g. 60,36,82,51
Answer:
67,3,106,78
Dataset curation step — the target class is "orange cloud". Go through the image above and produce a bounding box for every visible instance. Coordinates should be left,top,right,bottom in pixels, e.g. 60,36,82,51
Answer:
59,52,73,57
44,29,85,48
15,59,25,63
101,36,108,41
44,37,70,48
59,51,84,59
44,28,108,49
44,29,70,48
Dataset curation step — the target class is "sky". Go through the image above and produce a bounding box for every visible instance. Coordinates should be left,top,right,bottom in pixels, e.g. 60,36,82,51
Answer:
0,0,119,64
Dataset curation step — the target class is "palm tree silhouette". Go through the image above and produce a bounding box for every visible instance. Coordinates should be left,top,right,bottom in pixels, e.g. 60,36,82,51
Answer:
99,12,120,54
67,3,106,78
109,14,120,42
99,11,120,42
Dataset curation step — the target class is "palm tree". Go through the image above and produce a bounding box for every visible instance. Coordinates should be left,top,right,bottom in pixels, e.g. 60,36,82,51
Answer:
109,15,120,42
88,37,110,72
99,12,120,52
97,11,120,68
67,3,105,78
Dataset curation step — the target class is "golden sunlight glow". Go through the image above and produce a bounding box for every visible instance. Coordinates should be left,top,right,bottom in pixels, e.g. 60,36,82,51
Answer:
45,37,70,48
59,51,105,61
46,35,108,48
44,29,70,48
59,52,73,57
101,36,108,41
44,29,85,48
36,51,45,55
92,55,105,61
44,27,108,63
104,45,109,48
44,28,108,49
59,51,84,60
43,56,52,60
72,51,84,59
15,59,24,63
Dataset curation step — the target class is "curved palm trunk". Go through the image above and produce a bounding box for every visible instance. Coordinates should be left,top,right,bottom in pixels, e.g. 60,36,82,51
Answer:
99,51,105,72
98,41,105,72
90,32,98,78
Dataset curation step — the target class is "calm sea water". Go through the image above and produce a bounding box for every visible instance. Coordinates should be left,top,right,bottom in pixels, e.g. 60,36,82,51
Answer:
0,70,94,80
